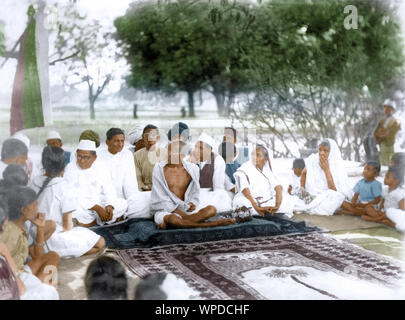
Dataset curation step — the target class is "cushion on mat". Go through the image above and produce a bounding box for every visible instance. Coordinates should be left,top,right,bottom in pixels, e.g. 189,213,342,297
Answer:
91,215,318,249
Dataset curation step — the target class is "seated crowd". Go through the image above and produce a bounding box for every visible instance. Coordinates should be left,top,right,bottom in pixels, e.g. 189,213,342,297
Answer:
0,121,404,300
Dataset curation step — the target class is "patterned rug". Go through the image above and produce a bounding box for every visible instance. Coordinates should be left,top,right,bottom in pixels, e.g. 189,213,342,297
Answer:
117,232,405,300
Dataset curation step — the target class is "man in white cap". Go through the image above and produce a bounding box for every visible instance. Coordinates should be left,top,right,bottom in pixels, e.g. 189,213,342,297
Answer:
97,128,151,219
187,133,232,212
64,140,128,226
46,130,71,165
374,99,401,166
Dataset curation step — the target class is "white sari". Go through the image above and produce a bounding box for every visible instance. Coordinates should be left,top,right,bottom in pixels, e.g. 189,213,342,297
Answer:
303,138,352,215
232,149,295,218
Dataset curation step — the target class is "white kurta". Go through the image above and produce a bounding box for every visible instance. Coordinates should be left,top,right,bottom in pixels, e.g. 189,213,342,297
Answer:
97,147,151,219
31,176,100,258
63,161,128,225
233,161,295,218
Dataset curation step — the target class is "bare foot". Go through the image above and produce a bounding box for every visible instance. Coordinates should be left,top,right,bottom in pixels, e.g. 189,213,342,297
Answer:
361,215,381,222
214,218,235,227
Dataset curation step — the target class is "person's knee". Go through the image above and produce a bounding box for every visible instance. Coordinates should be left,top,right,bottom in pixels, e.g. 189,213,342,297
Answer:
45,251,60,266
97,237,106,250
205,205,217,215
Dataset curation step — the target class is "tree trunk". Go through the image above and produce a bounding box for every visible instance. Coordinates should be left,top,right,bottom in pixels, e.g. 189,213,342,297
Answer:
187,90,195,117
89,98,96,120
213,89,225,116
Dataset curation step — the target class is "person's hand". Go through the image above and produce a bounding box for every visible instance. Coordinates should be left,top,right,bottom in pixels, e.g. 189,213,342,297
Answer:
0,242,8,256
95,206,110,222
319,155,330,172
32,213,46,228
187,202,196,212
253,204,272,217
105,205,114,221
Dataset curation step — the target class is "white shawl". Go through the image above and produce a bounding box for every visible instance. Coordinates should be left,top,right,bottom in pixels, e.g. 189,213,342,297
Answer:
305,138,351,198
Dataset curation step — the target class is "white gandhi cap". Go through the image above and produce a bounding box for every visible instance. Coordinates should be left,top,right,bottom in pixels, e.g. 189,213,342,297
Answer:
46,130,62,141
77,139,96,152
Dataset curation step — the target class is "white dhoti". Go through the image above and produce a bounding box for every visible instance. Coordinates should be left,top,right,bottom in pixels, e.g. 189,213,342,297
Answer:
45,226,100,258
20,266,59,300
386,208,405,232
198,188,233,213
73,197,128,226
304,189,346,216
232,192,295,219
125,191,152,219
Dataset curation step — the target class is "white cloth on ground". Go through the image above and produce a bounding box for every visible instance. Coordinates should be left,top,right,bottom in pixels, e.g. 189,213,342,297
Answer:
97,147,151,219
30,175,100,258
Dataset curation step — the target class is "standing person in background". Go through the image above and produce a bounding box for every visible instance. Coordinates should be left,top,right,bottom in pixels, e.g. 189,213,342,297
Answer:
374,100,401,166
45,130,71,166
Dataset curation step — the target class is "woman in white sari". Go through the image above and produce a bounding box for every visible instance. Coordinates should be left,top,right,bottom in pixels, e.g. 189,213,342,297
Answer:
232,145,295,218
301,138,352,215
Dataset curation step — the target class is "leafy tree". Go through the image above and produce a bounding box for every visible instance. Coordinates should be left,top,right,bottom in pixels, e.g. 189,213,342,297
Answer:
234,0,404,160
115,0,258,117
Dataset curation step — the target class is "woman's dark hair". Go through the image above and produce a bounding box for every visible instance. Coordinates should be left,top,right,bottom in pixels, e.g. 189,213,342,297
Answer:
6,186,37,221
319,140,331,151
85,256,128,300
218,142,236,161
1,138,28,161
37,146,66,198
2,164,28,187
134,273,168,300
106,128,125,141
366,160,381,176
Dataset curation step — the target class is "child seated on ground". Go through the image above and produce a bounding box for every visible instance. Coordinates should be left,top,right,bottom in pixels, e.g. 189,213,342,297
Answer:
361,166,404,229
2,186,59,299
288,158,305,196
31,146,105,258
340,161,382,216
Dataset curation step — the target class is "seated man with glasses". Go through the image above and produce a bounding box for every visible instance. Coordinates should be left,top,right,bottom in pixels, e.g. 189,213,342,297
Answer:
63,140,128,227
